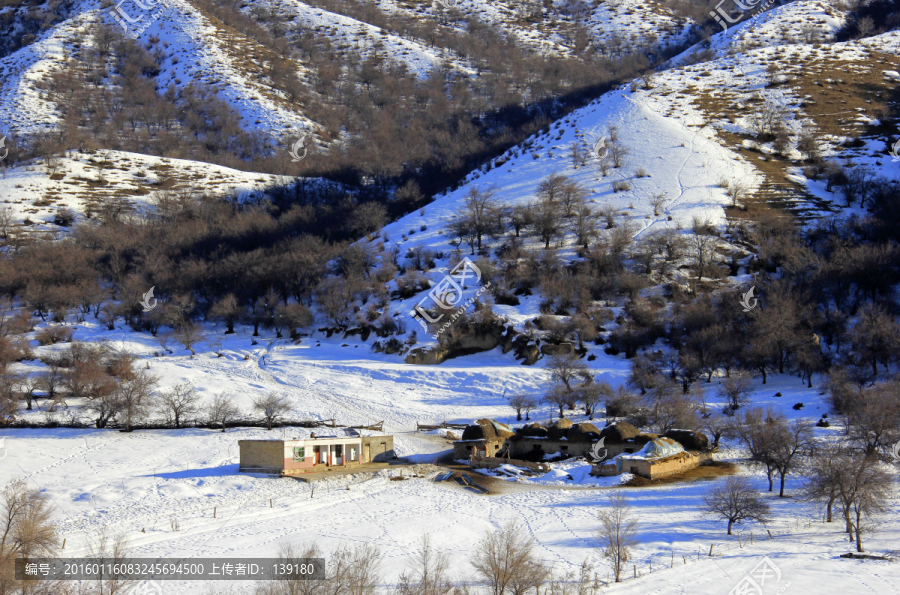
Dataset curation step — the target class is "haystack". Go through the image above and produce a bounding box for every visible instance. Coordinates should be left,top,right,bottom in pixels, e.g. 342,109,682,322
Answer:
547,418,573,440
599,421,640,443
632,433,656,447
461,419,515,441
567,422,602,442
516,423,548,437
663,429,709,451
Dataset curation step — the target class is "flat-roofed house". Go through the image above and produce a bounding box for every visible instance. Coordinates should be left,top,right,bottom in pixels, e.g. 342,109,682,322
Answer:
239,432,395,476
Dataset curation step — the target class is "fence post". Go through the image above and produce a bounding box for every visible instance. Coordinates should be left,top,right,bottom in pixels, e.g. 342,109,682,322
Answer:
633,565,636,578
709,544,714,557
767,530,773,539
213,507,216,518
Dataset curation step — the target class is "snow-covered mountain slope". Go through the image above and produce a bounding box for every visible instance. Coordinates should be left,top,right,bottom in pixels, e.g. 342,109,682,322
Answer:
669,0,850,67
0,150,281,231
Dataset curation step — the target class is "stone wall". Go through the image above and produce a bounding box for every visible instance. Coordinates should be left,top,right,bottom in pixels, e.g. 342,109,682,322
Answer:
239,440,285,473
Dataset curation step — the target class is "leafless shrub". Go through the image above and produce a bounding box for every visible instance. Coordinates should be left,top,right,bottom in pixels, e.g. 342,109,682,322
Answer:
35,326,75,346
611,180,632,192
396,536,453,595
649,193,666,216
206,393,240,432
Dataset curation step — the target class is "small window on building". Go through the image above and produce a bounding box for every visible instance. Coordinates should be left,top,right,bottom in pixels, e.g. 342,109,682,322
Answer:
625,448,634,453
466,446,472,451
561,446,568,451
292,447,305,462
335,445,343,458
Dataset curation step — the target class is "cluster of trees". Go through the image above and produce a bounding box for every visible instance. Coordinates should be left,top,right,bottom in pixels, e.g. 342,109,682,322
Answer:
0,470,642,595
0,328,300,430
255,499,640,594
16,0,722,209
701,439,894,553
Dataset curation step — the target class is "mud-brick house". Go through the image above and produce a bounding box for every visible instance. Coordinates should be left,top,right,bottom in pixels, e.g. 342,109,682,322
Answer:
591,432,712,480
452,419,515,459
453,419,657,462
239,432,395,476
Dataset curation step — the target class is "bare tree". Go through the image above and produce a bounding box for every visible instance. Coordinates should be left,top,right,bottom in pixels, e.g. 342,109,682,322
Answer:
717,371,754,415
450,186,501,253
749,98,787,139
543,384,571,420
802,443,848,524
174,322,206,355
528,195,564,249
333,542,381,595
396,535,453,595
728,408,782,491
596,493,639,583
86,528,132,595
471,521,544,595
701,413,731,449
841,454,892,552
157,382,199,428
0,478,59,594
608,141,629,168
702,475,771,535
116,368,159,432
545,352,589,392
0,204,13,240
848,380,900,458
206,393,240,432
769,419,813,497
728,179,750,208
210,293,242,334
521,395,538,421
689,218,719,282
37,365,67,410
252,392,292,430
507,394,530,421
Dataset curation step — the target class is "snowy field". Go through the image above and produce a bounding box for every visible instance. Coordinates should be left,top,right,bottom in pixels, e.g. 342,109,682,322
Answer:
2,314,899,595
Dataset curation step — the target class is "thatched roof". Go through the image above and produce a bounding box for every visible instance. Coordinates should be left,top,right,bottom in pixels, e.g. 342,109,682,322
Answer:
663,429,710,451
599,422,640,443
461,419,515,441
547,418,573,440
567,422,602,443
632,434,655,447
516,423,548,437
